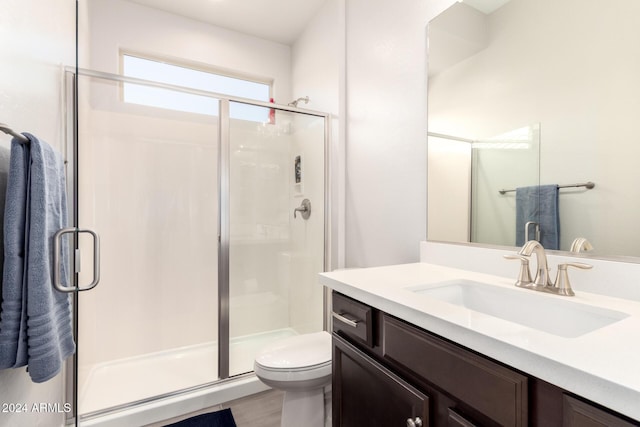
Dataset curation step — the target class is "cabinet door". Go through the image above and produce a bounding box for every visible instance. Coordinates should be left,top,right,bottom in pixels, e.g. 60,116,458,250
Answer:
563,395,638,427
333,334,430,427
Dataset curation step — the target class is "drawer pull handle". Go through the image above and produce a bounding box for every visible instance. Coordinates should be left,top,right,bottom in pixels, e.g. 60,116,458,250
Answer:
332,312,360,328
407,417,423,427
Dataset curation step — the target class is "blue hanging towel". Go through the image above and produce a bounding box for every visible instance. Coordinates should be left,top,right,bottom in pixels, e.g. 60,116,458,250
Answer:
0,133,75,383
0,140,30,370
515,184,560,250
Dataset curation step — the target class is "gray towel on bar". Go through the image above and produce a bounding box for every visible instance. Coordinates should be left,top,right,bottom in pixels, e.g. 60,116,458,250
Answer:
515,184,560,249
0,140,30,369
0,133,75,382
0,146,11,301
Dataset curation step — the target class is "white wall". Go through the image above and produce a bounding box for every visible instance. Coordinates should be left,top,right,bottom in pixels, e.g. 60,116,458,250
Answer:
291,0,341,116
428,2,488,77
84,0,292,105
0,1,76,426
344,0,454,267
291,0,345,269
429,0,640,256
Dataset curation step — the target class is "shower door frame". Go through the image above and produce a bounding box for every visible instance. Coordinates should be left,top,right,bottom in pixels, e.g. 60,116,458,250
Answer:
64,67,332,425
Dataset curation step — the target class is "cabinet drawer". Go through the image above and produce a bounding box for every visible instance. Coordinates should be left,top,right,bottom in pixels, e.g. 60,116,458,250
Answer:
563,395,639,427
382,314,528,427
448,408,478,427
332,292,373,347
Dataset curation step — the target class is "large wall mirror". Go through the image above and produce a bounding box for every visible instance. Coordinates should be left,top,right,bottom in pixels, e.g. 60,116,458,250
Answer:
427,0,640,259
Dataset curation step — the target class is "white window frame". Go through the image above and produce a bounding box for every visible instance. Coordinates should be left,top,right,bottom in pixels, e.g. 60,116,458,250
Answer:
120,52,274,121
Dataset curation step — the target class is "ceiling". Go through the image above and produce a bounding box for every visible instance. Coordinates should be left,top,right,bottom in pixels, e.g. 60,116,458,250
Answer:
126,0,327,45
463,0,512,14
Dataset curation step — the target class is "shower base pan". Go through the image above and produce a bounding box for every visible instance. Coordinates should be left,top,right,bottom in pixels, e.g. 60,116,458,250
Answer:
78,328,297,426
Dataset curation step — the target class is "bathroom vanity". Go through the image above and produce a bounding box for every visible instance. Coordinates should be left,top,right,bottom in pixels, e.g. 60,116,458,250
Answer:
320,263,640,426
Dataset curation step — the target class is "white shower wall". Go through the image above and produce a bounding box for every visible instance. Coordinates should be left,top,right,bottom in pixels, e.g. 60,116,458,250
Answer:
427,136,471,243
77,104,219,368
80,0,306,367
288,116,326,334
229,118,292,339
228,113,325,339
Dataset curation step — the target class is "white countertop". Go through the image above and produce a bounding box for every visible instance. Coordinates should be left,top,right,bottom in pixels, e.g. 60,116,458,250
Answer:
319,262,640,421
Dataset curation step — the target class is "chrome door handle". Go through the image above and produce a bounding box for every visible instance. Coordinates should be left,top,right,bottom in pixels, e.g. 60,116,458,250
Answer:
407,417,423,427
53,227,101,293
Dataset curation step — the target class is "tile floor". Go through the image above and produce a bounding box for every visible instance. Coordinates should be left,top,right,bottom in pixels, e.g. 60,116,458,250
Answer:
146,389,284,427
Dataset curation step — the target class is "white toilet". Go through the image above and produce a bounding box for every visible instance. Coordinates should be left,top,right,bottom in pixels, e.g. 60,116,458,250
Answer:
254,331,332,427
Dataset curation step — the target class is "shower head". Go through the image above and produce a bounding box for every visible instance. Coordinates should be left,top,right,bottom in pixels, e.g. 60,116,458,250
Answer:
288,96,309,108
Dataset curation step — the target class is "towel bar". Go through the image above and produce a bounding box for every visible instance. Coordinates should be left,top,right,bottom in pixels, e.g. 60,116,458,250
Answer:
0,122,29,144
499,182,595,195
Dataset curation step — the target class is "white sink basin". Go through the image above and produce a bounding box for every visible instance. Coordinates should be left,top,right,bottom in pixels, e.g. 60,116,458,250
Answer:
407,279,629,338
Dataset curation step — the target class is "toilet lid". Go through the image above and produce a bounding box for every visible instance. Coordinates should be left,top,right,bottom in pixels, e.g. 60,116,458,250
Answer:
255,331,331,370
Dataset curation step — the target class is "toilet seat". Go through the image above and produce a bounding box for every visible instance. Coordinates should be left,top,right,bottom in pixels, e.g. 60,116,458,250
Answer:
254,331,332,389
255,360,331,384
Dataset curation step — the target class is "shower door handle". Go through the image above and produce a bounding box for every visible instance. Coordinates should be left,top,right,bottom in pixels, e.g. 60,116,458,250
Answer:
53,227,101,293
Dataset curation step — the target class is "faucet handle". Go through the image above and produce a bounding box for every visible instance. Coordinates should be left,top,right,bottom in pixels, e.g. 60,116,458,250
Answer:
570,237,594,253
554,262,593,296
504,254,533,287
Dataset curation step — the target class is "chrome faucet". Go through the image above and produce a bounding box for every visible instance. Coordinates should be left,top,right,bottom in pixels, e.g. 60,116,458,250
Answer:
505,240,593,296
517,240,553,287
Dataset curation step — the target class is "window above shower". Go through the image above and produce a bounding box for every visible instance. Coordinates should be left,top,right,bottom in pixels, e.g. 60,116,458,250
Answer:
121,53,273,122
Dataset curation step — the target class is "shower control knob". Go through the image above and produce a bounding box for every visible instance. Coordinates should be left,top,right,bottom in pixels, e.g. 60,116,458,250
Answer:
293,199,311,220
407,417,423,427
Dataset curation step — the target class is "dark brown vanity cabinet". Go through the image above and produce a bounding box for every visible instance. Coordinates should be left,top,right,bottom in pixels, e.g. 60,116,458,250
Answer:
331,291,639,427
382,314,527,427
333,335,429,427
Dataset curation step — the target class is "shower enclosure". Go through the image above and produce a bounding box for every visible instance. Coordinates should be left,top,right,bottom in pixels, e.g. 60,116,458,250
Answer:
65,69,328,424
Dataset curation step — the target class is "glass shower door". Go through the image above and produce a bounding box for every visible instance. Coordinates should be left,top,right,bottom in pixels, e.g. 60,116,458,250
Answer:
74,73,220,418
225,102,326,376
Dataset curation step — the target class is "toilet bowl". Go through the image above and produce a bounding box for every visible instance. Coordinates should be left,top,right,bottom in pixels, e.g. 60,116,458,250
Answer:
254,331,332,427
